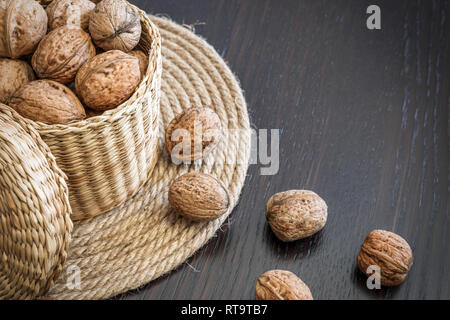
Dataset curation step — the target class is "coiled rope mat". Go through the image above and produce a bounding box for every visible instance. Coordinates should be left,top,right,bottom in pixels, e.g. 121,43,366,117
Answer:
43,16,250,299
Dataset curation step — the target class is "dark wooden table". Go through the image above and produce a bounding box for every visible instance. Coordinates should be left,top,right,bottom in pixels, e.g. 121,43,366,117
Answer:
122,0,449,300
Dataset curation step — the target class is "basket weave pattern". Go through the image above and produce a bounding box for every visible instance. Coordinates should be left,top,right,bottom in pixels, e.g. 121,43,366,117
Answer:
9,0,163,220
0,105,73,299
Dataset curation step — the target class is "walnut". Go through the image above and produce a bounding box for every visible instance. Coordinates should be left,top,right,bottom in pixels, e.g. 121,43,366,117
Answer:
0,58,35,103
8,79,86,124
357,230,413,286
32,26,96,84
266,190,327,242
75,50,140,110
165,107,222,162
46,0,96,32
0,0,48,58
168,172,230,222
255,270,313,300
89,0,141,52
129,49,148,78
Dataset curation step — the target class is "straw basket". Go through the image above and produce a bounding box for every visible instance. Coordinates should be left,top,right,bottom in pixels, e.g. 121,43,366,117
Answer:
0,105,73,299
0,13,252,300
4,0,162,220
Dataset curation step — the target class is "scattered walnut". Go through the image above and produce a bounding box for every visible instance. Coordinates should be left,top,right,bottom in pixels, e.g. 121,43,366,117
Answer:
266,190,327,242
165,107,222,162
168,172,230,222
9,80,86,124
46,0,96,32
0,0,48,58
0,58,35,103
32,26,96,84
75,50,141,111
255,270,313,300
357,229,413,286
89,0,141,52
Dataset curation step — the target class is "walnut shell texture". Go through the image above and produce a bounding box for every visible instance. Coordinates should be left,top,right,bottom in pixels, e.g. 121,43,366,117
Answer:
0,0,48,58
0,58,34,103
89,0,142,52
9,80,86,124
46,0,96,32
255,270,313,300
75,49,140,110
165,107,222,162
32,26,96,84
266,190,327,242
129,49,148,78
357,230,413,286
168,172,230,222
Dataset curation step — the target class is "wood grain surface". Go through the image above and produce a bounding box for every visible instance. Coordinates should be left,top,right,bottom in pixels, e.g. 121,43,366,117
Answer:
121,0,449,299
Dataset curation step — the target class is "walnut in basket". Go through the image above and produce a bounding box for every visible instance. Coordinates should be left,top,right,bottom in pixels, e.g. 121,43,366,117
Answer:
129,50,148,78
9,80,86,124
75,50,141,111
46,0,96,32
0,58,35,103
32,26,96,84
89,0,142,52
0,0,48,58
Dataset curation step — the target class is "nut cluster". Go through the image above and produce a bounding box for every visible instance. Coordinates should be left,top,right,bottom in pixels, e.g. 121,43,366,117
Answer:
357,230,413,286
32,25,96,84
9,80,85,124
165,107,222,162
255,270,313,300
89,0,141,52
75,49,140,110
129,50,149,78
266,190,327,242
0,58,35,103
0,0,48,59
46,0,95,31
168,172,230,222
0,0,147,124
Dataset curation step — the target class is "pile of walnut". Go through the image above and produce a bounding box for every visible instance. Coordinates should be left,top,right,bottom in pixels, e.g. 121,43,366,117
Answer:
0,0,149,124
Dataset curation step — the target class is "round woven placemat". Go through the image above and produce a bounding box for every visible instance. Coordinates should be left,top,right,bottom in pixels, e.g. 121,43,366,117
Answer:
43,16,250,300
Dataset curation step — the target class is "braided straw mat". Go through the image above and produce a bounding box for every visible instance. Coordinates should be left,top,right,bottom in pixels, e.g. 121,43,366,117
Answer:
41,16,250,299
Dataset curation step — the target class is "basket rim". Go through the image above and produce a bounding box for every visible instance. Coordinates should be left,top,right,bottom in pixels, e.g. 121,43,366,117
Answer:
6,1,161,132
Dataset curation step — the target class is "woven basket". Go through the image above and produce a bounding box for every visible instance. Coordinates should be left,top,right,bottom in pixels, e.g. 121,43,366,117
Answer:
0,105,73,299
0,14,251,300
3,0,162,220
